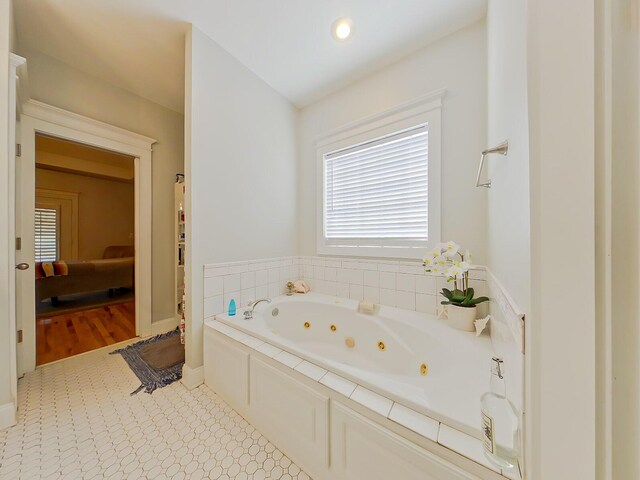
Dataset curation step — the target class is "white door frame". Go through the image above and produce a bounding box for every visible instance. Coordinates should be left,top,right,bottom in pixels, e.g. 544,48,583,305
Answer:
18,99,156,372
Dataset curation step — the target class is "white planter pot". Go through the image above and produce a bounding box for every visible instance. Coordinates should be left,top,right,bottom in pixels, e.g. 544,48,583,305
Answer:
445,305,477,332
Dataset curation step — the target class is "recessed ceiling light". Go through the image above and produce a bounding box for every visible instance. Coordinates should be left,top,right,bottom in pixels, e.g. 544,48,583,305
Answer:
333,18,353,41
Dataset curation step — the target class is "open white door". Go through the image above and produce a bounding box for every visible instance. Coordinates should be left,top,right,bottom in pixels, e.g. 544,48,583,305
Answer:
9,54,27,403
14,117,26,379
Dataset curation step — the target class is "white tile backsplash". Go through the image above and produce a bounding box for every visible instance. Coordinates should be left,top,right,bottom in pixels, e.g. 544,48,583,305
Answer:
336,282,350,298
349,284,364,301
223,273,241,293
396,273,416,292
379,288,397,307
204,295,223,318
396,291,416,310
487,269,525,419
415,275,436,294
416,293,437,315
363,286,380,303
203,276,223,297
241,271,255,289
348,269,364,285
203,255,489,322
379,271,396,290
255,269,268,286
363,270,379,287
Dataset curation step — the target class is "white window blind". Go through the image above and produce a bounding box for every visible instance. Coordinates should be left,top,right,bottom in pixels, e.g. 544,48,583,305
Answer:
35,207,58,262
324,125,429,245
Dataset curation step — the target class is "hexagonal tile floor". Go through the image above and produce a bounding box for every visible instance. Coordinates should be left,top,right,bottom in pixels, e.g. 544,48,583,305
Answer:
0,342,311,479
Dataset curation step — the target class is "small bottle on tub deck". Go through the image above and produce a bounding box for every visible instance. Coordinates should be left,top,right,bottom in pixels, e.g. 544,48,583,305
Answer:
480,357,520,471
228,299,236,316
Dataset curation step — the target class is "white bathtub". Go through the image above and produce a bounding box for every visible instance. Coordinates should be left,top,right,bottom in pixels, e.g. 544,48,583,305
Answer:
214,292,494,438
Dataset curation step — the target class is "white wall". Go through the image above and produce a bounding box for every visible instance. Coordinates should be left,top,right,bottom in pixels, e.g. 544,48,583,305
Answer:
184,26,298,370
610,0,640,478
486,1,530,314
298,21,488,263
527,0,596,478
20,50,184,324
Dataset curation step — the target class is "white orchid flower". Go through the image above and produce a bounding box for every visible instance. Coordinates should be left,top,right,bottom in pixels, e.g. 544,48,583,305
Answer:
442,241,461,258
433,255,448,267
465,249,473,263
446,265,464,278
423,247,442,264
452,261,471,273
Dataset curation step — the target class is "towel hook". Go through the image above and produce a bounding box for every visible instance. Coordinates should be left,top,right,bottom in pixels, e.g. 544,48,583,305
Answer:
475,141,508,188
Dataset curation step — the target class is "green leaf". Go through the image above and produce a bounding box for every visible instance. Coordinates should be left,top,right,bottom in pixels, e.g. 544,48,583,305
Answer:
441,300,452,305
441,288,453,300
461,289,474,306
470,296,490,305
451,289,466,302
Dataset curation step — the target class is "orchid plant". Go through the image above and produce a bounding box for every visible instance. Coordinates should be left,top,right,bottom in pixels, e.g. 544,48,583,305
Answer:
423,241,489,309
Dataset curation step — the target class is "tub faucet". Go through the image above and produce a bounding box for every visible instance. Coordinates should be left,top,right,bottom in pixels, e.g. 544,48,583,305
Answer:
243,298,271,320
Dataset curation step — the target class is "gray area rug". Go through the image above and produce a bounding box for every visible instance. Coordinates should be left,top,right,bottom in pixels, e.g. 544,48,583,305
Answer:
111,328,184,394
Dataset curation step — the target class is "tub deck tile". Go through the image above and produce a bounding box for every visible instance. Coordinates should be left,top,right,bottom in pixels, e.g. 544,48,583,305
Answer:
273,350,304,369
294,361,328,382
350,386,394,417
388,403,440,442
319,372,357,398
209,320,234,335
240,335,264,349
225,327,249,343
256,342,283,358
437,424,500,474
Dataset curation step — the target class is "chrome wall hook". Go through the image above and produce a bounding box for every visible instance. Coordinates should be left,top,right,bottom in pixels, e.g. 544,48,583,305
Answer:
475,141,508,188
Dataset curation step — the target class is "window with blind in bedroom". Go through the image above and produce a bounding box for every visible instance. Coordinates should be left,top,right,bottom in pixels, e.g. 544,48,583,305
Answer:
35,207,59,262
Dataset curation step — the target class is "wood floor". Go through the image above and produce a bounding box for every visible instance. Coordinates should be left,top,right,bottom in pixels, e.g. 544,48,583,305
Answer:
36,302,136,366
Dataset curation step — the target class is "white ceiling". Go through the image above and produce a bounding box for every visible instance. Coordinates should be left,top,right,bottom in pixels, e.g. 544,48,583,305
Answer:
14,0,486,112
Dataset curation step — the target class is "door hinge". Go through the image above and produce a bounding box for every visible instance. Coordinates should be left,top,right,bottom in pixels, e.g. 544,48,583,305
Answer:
521,315,526,355
16,143,21,157
17,330,23,343
15,237,21,251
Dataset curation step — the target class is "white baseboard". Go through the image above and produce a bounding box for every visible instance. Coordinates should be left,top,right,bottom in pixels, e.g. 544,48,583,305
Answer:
0,402,16,430
151,316,180,336
181,364,204,390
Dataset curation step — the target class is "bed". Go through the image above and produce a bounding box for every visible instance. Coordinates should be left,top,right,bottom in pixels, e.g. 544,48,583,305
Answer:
36,246,134,304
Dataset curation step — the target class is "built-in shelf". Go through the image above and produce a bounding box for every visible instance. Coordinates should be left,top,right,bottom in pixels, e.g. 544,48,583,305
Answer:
175,179,186,343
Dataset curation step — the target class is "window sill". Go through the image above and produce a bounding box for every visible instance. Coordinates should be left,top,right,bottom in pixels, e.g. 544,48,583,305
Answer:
317,244,429,261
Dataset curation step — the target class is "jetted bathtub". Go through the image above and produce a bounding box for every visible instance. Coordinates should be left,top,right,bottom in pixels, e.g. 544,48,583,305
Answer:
213,292,494,438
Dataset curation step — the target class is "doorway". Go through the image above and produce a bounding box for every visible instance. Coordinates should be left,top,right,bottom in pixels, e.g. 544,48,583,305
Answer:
34,135,136,364
16,99,155,374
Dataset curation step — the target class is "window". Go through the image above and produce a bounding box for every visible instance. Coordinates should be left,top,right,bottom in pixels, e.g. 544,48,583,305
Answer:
34,207,59,262
317,91,442,258
325,125,429,244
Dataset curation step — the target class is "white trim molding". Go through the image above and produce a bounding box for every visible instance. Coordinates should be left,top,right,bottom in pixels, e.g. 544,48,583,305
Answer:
22,100,156,151
181,364,204,390
18,99,156,373
315,89,444,260
0,403,17,431
151,317,180,336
